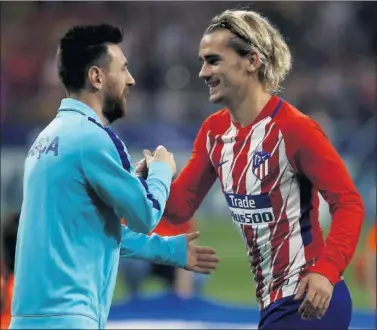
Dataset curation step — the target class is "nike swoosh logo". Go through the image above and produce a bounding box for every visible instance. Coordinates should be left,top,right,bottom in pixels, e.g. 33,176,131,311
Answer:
217,160,229,168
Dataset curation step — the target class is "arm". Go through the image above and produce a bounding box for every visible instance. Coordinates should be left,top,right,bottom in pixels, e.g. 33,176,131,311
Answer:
119,225,187,268
286,117,365,285
165,119,217,223
81,125,173,234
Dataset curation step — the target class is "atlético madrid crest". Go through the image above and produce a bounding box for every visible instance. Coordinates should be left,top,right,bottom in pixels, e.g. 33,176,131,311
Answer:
252,151,271,180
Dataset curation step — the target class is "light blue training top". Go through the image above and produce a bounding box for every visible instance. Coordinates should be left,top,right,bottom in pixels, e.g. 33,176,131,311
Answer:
10,98,186,329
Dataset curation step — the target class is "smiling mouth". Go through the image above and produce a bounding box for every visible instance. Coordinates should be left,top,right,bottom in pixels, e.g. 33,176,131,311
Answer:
207,81,220,90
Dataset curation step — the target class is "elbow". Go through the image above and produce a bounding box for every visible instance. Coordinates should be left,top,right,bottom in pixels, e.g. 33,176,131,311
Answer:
136,208,161,234
330,190,365,225
127,221,151,234
343,190,366,229
125,209,156,234
142,215,159,234
354,190,365,221
164,191,196,224
164,208,193,224
123,194,162,234
139,223,153,235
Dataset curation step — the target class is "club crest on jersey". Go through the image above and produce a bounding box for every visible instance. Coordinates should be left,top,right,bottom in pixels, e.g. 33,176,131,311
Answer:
252,151,271,180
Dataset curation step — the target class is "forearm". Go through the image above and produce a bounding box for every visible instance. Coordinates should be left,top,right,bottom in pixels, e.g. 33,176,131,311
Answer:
164,118,216,223
165,182,202,223
165,160,216,223
81,128,173,234
310,192,364,284
284,117,365,284
119,225,187,268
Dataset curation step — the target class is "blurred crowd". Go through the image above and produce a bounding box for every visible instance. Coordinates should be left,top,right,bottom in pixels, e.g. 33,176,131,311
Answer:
1,2,376,124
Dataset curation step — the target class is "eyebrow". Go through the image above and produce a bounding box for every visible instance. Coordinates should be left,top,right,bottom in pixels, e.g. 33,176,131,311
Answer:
199,54,222,63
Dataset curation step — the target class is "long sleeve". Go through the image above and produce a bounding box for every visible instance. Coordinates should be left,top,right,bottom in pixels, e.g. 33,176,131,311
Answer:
284,116,365,284
165,119,217,223
119,225,187,268
80,125,173,234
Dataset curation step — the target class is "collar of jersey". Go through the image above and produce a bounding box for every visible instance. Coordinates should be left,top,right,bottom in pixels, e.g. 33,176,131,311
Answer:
58,98,104,126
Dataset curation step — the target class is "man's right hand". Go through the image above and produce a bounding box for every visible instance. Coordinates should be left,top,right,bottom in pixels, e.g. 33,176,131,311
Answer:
184,231,219,274
143,146,176,175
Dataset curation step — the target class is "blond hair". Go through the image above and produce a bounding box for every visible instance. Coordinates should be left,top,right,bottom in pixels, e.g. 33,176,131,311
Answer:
205,9,292,93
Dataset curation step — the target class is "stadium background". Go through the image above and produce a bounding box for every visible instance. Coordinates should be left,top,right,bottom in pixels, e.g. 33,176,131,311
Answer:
1,1,376,329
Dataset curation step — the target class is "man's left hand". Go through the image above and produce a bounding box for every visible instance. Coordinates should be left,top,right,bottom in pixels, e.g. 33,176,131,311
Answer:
184,232,220,274
135,158,148,179
294,272,334,320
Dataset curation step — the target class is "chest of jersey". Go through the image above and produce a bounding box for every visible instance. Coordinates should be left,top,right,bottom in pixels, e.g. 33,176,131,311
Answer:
206,117,296,229
208,118,292,194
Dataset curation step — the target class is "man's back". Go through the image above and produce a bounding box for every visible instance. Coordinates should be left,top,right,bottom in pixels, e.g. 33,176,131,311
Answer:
12,100,124,327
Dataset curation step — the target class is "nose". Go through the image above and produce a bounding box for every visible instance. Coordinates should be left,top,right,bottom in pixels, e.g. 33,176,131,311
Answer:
199,62,211,80
126,72,135,87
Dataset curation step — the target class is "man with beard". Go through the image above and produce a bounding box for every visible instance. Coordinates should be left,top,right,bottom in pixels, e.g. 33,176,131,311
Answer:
9,24,219,330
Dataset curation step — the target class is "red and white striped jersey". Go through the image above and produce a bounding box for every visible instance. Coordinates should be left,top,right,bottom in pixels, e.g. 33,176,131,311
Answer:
165,95,364,309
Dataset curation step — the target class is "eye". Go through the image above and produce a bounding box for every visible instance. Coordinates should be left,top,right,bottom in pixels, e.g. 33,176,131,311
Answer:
208,58,219,66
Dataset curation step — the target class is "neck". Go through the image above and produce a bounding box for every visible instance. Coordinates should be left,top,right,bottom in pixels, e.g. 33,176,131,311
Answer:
67,91,109,126
227,84,271,127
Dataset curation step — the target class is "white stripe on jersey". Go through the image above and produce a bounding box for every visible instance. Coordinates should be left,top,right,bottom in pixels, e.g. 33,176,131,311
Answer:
280,171,306,298
206,130,211,154
254,131,284,305
264,133,292,300
219,123,238,192
244,117,271,195
235,120,273,193
262,132,304,303
208,134,220,160
238,118,273,305
207,125,233,162
228,128,254,191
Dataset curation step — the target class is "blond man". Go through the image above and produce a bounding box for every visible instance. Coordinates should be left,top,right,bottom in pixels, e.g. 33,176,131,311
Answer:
157,9,364,330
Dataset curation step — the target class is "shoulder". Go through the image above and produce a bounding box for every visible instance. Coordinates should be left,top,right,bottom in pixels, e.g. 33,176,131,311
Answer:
80,117,123,157
202,108,231,134
206,108,229,125
274,99,323,139
80,117,132,171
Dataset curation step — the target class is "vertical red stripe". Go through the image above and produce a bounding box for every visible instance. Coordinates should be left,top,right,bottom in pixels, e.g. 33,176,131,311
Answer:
232,128,267,300
239,124,266,301
242,223,264,297
259,123,281,301
211,136,225,188
232,130,251,194
208,120,233,190
304,189,323,265
260,124,290,303
231,129,264,299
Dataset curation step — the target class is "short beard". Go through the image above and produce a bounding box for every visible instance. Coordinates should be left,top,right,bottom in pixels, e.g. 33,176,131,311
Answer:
102,94,124,124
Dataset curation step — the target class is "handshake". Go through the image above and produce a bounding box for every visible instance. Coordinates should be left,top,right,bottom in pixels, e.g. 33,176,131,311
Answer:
135,146,176,179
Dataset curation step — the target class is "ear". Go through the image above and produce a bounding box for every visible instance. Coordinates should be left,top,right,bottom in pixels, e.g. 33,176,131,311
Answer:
87,66,104,90
246,51,261,74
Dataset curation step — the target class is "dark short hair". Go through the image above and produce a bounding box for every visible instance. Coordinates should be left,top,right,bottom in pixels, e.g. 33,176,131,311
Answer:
58,24,123,92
